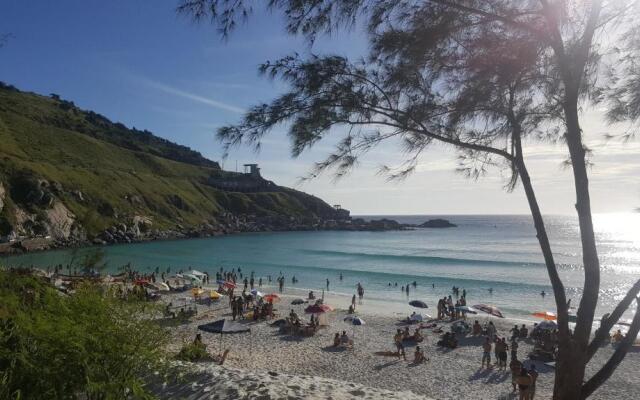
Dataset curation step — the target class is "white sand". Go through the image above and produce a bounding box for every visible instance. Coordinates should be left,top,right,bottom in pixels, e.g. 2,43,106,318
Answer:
161,287,640,399
156,363,432,399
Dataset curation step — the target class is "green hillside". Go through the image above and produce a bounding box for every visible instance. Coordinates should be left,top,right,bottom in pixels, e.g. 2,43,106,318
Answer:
0,83,340,245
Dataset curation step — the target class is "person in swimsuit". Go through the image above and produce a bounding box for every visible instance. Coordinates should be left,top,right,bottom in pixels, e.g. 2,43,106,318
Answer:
510,358,523,392
529,365,538,400
482,337,492,368
414,345,427,363
516,368,532,400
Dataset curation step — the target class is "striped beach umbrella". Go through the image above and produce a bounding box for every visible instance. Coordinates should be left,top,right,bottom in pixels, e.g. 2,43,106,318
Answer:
473,304,504,318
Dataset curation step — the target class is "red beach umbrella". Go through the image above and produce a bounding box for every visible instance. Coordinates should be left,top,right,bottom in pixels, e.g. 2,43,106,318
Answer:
263,293,281,303
532,311,557,321
304,304,334,314
223,281,237,289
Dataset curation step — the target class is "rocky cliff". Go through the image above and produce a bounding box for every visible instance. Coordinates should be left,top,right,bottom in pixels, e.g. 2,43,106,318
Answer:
0,83,355,253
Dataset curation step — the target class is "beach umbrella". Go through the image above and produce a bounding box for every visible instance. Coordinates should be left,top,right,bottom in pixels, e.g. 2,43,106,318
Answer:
198,319,251,353
223,281,237,289
455,306,478,314
189,269,207,278
198,319,250,334
291,298,305,305
183,273,202,283
536,320,558,331
305,304,334,314
409,300,428,309
263,293,281,304
532,311,557,321
250,288,264,297
216,279,226,285
473,304,504,318
210,290,222,299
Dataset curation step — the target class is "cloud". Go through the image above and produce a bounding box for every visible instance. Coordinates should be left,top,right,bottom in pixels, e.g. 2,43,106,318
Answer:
141,79,245,114
120,68,246,114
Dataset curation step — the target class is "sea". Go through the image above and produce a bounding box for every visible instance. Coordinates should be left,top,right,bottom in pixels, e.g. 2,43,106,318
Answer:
3,214,639,322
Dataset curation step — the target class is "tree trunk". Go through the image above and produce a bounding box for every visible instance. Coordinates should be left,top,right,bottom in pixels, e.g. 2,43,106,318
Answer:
557,88,601,399
554,338,588,399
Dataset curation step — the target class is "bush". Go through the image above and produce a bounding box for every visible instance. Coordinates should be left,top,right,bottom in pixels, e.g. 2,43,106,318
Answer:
0,269,168,399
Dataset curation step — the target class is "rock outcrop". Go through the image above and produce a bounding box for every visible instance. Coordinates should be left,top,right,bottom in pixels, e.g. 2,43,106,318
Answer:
419,218,457,228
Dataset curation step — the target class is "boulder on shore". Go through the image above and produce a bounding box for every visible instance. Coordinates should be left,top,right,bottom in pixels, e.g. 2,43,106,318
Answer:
419,219,456,228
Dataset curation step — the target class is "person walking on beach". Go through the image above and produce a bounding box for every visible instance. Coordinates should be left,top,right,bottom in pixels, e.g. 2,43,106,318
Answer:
516,368,532,400
357,283,364,303
259,277,262,287
351,294,356,310
529,365,538,399
510,357,523,393
481,337,492,368
394,330,406,360
326,278,330,290
231,297,238,321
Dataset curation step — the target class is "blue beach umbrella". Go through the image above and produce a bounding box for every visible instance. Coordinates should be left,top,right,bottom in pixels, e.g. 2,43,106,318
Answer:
455,306,478,314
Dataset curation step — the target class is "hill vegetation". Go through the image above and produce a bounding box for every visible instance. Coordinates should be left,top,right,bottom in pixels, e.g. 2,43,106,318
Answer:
0,83,343,251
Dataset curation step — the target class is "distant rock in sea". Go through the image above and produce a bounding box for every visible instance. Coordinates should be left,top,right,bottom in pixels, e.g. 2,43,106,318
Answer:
419,219,457,228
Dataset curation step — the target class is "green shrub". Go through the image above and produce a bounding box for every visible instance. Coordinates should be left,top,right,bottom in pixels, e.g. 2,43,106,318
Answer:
0,269,168,399
175,342,210,362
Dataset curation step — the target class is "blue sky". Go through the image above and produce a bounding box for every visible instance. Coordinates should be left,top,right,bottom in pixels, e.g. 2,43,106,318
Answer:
1,1,638,215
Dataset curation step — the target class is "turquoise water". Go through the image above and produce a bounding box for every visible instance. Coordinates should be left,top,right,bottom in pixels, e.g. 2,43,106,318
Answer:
4,214,639,320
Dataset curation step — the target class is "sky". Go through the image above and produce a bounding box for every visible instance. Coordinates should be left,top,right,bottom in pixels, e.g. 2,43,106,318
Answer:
0,0,638,215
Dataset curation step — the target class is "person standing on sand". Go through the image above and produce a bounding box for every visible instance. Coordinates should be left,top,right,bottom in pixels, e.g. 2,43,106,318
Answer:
326,279,330,290
351,294,356,310
510,357,523,392
394,330,406,360
481,337,492,368
529,365,538,400
516,368,532,400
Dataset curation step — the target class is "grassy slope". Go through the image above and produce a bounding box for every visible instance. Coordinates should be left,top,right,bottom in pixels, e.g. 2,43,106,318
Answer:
0,85,335,236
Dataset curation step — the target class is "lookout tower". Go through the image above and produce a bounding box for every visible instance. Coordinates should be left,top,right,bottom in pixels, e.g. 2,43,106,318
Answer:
243,163,261,177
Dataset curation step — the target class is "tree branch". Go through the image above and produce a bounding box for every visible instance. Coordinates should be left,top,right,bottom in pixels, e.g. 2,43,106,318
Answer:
586,278,640,361
429,0,546,40
581,297,640,399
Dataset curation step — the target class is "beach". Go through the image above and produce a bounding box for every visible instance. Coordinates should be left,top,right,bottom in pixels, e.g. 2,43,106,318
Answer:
162,286,640,399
